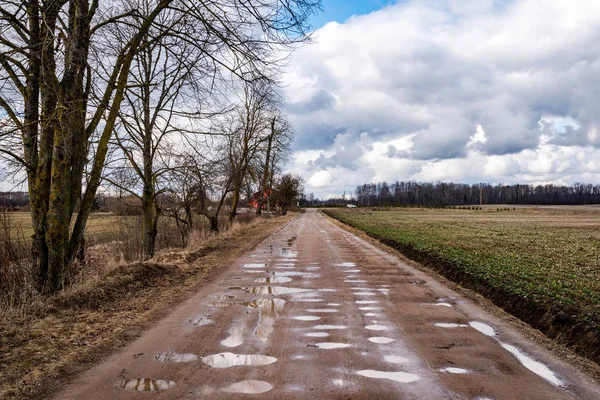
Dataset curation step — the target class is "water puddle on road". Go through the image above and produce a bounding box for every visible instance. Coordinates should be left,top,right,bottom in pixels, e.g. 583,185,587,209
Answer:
201,353,277,368
345,280,367,283
294,316,321,321
354,292,376,296
188,316,214,327
365,312,378,317
247,298,286,342
306,332,329,337
326,303,341,306
313,342,351,349
469,321,496,336
242,286,313,295
306,309,338,313
313,325,346,330
243,263,266,268
155,352,198,362
359,307,381,311
369,337,395,344
272,271,319,278
207,301,240,308
345,270,361,273
221,322,247,348
255,276,293,284
500,343,563,386
385,355,410,364
351,287,375,290
356,370,420,383
293,298,323,302
366,325,388,331
430,302,452,307
356,300,379,304
434,323,468,328
335,262,356,267
306,266,320,270
224,380,273,394
117,378,176,392
319,288,337,292
439,367,469,374
214,294,235,300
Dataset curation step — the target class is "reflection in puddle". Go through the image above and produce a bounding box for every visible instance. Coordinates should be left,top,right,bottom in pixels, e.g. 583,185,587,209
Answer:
306,309,338,313
369,337,395,343
385,355,409,364
345,280,367,283
224,380,273,394
319,288,337,292
435,302,452,307
294,298,323,302
351,287,374,290
335,262,356,267
354,292,376,296
243,263,266,268
155,352,198,362
306,332,329,337
326,303,341,306
356,300,378,304
255,276,293,284
345,269,361,273
117,378,176,392
245,286,313,295
247,298,286,342
189,316,215,327
434,323,468,328
356,370,420,383
359,306,381,311
221,322,247,348
366,325,387,331
314,342,351,349
306,266,320,270
439,367,469,374
365,312,378,317
201,352,277,368
500,343,562,386
272,271,319,278
469,321,495,336
214,294,235,300
313,325,346,330
294,316,321,321
207,301,239,307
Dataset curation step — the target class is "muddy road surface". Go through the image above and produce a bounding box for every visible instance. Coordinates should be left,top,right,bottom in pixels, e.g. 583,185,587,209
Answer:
54,209,600,399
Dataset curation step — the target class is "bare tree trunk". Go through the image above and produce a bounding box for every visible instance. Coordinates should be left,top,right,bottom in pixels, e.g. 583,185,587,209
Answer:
257,117,275,215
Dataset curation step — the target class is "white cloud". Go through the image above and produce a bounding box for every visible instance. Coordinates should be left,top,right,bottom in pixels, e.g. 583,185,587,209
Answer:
282,0,600,198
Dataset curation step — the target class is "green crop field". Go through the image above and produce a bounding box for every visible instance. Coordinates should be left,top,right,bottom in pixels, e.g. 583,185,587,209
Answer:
324,206,600,361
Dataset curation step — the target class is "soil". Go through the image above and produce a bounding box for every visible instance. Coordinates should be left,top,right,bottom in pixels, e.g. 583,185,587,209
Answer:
52,210,600,399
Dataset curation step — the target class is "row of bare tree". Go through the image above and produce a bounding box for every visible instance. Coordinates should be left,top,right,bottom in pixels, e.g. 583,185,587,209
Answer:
0,0,317,294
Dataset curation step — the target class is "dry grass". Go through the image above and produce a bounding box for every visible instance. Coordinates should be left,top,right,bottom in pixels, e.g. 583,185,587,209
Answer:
324,205,600,363
0,212,289,400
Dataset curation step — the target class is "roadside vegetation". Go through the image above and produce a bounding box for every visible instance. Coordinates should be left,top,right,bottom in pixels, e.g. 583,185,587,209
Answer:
324,206,600,363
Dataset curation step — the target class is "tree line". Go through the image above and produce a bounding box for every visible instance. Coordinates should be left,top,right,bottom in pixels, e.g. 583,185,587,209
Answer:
0,0,317,294
353,182,600,207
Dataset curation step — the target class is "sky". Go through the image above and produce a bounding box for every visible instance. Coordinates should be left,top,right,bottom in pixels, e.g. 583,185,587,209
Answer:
282,0,600,199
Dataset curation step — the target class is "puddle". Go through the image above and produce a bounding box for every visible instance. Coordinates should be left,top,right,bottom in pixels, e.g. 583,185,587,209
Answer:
155,352,198,362
243,263,266,268
356,370,420,383
359,307,381,311
326,303,341,306
313,325,346,329
314,342,351,349
319,288,337,292
306,332,329,337
244,286,313,295
369,337,395,344
354,292,376,296
255,276,293,284
500,343,562,386
351,287,374,290
221,322,247,348
439,367,469,374
214,294,235,300
274,263,296,266
201,353,277,368
207,301,240,307
294,298,323,302
409,280,426,285
248,298,286,342
433,302,452,307
224,380,273,394
335,262,356,267
356,300,379,304
294,316,321,321
189,316,215,327
306,309,338,313
117,378,176,392
469,321,496,337
434,323,468,328
306,266,320,270
345,280,367,283
272,271,319,278
366,325,387,331
345,269,361,272
384,355,409,364
365,312,378,317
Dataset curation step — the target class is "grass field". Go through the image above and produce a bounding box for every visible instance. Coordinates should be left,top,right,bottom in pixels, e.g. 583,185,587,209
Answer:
324,205,600,362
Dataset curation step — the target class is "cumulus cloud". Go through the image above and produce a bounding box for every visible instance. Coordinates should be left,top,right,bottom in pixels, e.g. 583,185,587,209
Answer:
282,0,600,197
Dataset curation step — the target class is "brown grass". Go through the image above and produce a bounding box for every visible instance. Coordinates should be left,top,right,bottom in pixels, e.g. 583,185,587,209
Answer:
0,212,289,400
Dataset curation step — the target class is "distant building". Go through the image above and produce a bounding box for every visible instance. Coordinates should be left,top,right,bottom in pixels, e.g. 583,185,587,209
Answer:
248,188,273,210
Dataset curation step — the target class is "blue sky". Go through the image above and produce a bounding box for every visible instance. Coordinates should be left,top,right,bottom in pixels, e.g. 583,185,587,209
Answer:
310,0,398,28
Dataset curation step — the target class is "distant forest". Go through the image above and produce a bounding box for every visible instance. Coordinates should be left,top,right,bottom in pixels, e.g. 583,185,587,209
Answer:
353,182,600,207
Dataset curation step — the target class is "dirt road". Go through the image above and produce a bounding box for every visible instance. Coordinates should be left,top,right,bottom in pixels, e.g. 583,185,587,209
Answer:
54,209,600,399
